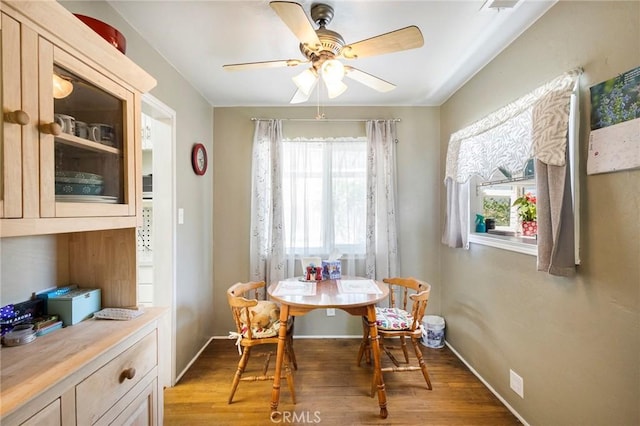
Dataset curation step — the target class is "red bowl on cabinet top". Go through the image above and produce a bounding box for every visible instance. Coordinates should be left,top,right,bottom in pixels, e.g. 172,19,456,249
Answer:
74,14,126,54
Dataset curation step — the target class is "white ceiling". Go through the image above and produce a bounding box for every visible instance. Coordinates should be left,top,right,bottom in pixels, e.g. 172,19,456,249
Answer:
108,0,556,107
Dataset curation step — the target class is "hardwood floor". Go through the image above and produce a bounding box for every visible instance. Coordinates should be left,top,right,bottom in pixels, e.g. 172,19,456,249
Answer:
164,338,521,425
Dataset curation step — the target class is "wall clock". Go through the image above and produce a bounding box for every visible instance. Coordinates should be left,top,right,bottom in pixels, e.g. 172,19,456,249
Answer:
191,143,208,175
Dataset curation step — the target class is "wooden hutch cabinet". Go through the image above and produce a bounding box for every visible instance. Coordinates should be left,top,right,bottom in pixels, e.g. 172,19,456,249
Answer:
1,1,165,425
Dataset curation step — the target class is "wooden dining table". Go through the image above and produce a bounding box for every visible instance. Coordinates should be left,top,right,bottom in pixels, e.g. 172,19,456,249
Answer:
268,277,390,419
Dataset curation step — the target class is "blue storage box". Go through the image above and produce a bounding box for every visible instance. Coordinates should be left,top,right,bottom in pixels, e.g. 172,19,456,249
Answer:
45,288,101,326
322,260,342,280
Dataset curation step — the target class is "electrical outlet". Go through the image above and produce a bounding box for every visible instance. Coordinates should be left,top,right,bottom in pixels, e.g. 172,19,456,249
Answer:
510,369,524,398
178,208,184,224
326,308,335,317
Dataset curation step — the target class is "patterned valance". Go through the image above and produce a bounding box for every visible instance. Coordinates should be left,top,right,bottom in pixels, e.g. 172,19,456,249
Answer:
445,69,581,183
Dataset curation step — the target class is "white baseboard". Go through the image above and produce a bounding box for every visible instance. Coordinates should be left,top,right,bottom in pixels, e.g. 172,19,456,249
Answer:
445,341,529,426
175,336,214,383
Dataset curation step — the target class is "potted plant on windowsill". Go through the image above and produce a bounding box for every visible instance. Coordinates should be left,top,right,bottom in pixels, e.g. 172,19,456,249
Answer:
513,192,537,236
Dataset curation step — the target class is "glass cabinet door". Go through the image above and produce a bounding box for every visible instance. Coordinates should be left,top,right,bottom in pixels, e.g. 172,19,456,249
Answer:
41,46,136,218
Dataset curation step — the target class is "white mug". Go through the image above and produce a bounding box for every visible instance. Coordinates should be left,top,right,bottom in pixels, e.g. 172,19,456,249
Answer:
54,113,75,135
75,121,89,139
88,123,115,145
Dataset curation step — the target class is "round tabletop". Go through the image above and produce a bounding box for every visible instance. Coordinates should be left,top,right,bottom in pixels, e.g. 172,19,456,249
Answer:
268,277,389,310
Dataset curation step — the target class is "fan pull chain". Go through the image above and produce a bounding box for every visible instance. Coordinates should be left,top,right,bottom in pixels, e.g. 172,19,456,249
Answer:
316,77,325,120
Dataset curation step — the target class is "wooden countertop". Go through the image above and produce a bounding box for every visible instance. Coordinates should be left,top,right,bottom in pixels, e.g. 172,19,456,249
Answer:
0,306,167,418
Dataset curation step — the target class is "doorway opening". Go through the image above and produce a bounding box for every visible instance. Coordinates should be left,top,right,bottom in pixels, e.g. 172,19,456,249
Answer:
138,93,177,387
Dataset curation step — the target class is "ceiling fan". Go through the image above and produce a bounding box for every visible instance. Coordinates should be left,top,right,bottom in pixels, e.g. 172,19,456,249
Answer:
223,1,424,104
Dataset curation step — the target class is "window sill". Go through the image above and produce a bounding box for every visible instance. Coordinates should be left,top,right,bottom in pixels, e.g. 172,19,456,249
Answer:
468,232,537,256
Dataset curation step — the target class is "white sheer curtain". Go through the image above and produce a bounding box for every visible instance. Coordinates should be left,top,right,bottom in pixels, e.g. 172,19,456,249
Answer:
249,119,400,283
365,120,399,280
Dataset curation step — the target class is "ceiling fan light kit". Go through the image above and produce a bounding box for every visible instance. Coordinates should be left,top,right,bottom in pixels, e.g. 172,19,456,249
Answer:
326,80,348,99
293,68,318,96
321,59,344,82
223,1,424,104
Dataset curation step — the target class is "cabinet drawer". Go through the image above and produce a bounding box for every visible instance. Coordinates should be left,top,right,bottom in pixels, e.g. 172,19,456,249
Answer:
76,331,157,425
21,399,61,426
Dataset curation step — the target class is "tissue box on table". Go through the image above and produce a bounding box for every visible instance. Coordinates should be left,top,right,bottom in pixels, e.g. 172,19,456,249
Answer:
322,260,341,280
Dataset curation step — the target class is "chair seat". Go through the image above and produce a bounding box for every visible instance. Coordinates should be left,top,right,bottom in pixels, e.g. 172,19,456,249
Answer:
241,317,293,339
374,307,413,331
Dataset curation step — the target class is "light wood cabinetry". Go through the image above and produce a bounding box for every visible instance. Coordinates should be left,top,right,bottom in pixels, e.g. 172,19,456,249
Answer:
1,1,162,425
1,308,166,426
1,0,156,237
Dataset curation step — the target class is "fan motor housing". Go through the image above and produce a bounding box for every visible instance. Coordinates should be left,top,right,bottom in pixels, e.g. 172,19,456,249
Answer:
300,3,344,68
299,27,344,59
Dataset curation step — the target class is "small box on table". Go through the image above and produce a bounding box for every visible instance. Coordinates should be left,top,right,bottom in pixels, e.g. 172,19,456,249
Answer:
322,260,341,280
43,288,101,326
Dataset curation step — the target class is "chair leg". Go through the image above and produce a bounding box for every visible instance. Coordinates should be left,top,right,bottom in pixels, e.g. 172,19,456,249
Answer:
357,317,371,366
411,337,432,390
228,346,251,403
399,335,410,363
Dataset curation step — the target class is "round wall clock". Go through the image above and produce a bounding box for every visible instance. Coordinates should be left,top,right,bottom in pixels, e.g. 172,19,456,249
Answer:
191,143,208,175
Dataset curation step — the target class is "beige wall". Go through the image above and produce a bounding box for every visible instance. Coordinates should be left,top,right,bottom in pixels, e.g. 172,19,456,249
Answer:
212,106,441,336
439,1,640,425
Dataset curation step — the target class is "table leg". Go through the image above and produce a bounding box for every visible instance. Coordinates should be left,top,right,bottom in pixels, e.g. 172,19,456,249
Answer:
366,304,388,419
271,303,290,413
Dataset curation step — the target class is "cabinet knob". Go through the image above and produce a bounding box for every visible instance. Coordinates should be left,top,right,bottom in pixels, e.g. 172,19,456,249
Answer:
121,367,136,381
4,110,30,126
39,122,62,136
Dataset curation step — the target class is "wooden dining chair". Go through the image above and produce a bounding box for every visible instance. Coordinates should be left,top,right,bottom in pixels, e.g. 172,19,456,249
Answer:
357,277,432,391
226,281,297,404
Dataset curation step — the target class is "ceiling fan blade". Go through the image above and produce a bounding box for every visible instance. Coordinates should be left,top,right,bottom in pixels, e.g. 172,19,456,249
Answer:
290,88,312,104
344,66,396,92
270,1,321,51
340,26,424,60
223,59,306,71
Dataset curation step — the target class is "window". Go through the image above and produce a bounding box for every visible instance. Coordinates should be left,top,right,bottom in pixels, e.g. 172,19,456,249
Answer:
281,137,367,256
467,87,579,258
469,162,538,255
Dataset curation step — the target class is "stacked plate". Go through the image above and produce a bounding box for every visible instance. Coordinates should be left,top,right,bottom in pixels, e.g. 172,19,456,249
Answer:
55,171,104,196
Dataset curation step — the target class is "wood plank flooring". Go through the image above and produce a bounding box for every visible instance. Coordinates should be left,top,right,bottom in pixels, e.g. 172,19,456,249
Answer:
164,338,521,425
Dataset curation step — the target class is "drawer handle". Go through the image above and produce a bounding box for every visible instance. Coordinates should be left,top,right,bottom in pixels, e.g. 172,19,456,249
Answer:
4,110,30,126
39,122,62,136
121,367,136,382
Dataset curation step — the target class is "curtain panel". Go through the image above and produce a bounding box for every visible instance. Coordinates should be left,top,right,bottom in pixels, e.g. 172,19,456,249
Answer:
442,69,581,276
249,119,286,290
365,120,399,280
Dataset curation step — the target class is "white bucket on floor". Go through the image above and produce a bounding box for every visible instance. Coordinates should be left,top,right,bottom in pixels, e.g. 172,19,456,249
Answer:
421,315,445,348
